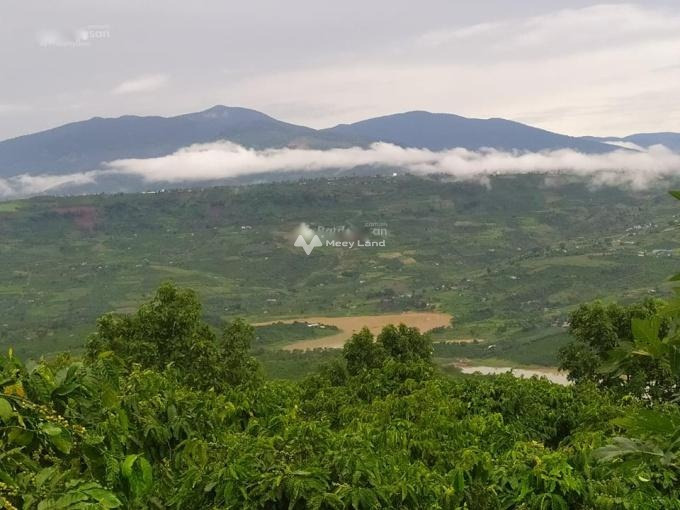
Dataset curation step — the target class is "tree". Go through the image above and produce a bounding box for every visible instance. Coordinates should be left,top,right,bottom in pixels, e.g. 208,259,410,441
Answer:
220,318,261,386
377,323,432,363
558,299,666,391
342,324,433,375
86,282,259,390
343,327,384,374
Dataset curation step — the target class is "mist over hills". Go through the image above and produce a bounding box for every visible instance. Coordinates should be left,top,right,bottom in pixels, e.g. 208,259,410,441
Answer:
0,105,678,198
585,133,680,152
0,106,644,177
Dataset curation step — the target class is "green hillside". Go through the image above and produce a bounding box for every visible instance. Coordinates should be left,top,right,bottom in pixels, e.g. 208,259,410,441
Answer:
1,174,678,364
2,178,680,509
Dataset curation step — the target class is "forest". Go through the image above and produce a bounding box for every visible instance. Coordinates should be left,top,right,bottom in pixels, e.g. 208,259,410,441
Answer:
2,274,680,507
1,188,679,509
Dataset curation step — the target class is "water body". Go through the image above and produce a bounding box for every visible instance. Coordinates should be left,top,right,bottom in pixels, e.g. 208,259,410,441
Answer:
455,364,571,385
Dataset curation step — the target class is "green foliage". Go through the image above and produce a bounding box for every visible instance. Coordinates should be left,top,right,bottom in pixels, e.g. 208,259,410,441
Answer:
342,327,385,374
221,318,262,386
557,299,674,397
342,324,432,375
3,288,680,508
560,191,680,399
3,174,680,366
253,348,342,380
86,282,260,390
4,210,680,510
377,323,432,363
1,329,679,509
587,191,680,490
0,351,127,509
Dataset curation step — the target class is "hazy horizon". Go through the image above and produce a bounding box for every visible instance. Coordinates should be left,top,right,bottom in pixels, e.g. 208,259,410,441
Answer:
2,1,679,140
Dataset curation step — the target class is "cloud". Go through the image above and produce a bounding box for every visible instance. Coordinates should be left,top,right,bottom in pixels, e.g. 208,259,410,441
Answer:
221,3,680,137
0,103,31,115
600,140,647,151
105,141,680,190
4,3,680,140
3,141,680,198
417,22,502,47
112,74,168,95
0,171,98,198
0,179,12,196
417,4,680,57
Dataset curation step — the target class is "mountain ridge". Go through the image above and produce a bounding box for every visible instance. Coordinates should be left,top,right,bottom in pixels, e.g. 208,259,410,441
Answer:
322,111,614,153
0,106,677,182
584,132,680,152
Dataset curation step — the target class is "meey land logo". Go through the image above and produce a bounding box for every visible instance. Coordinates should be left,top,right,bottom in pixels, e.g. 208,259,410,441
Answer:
293,222,387,255
294,234,322,255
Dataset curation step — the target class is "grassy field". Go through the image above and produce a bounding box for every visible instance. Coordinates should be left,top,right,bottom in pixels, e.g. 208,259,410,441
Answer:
1,173,679,367
253,321,339,349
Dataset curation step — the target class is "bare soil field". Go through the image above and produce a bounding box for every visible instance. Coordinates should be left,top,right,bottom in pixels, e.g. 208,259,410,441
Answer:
255,312,453,350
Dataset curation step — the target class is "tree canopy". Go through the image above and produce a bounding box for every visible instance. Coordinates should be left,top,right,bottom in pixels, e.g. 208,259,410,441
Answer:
86,283,261,391
1,280,679,508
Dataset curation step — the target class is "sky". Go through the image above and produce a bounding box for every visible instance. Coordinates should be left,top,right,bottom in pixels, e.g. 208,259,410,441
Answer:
1,1,679,140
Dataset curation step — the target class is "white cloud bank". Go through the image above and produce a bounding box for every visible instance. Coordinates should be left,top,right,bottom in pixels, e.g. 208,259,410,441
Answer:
1,141,679,198
0,171,99,198
104,141,680,190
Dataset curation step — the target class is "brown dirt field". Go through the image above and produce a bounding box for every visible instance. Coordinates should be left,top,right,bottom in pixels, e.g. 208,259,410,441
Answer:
255,312,452,350
53,206,98,231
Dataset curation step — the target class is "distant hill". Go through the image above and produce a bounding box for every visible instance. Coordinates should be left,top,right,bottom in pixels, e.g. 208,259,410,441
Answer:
0,106,632,181
0,106,349,177
322,111,616,153
585,132,680,152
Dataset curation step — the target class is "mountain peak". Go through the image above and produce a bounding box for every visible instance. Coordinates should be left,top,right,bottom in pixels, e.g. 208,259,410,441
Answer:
324,111,613,152
0,105,311,177
192,105,270,121
1,105,656,182
203,104,230,112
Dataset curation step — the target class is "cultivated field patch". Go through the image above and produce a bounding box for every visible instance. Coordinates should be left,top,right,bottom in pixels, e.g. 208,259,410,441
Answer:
256,311,453,350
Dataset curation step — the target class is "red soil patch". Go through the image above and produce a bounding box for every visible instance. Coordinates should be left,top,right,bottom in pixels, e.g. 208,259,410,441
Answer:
53,206,99,232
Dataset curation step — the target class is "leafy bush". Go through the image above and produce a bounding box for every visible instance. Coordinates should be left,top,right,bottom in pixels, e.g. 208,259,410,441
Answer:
86,282,261,390
1,282,680,508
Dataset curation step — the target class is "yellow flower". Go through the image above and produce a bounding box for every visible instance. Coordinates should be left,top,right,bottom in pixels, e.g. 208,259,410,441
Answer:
2,382,25,398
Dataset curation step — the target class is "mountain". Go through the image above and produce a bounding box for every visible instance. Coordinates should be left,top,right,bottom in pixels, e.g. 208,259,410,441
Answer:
585,132,680,152
322,111,616,153
0,106,632,183
0,106,348,177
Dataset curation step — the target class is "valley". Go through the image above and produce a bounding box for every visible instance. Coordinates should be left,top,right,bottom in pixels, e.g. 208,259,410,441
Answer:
1,173,678,372
6,3,680,507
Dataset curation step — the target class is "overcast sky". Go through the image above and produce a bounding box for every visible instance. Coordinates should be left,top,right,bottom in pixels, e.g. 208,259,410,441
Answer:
1,1,679,140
